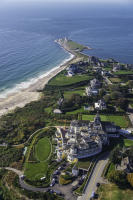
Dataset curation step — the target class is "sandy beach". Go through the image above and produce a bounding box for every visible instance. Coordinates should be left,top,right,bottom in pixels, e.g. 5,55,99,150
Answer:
0,50,83,117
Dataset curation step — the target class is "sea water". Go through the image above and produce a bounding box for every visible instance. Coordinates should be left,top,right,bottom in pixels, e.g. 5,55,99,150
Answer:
0,2,133,98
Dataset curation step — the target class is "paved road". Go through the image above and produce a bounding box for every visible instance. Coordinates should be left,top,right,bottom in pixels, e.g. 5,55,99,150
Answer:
78,153,109,200
5,167,24,176
5,166,76,200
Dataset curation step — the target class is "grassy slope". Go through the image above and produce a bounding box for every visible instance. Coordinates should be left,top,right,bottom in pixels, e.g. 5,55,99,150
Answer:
82,115,130,128
25,137,51,181
35,137,51,161
114,70,133,75
66,40,86,51
98,183,133,200
109,78,121,83
49,74,91,86
124,139,133,147
25,162,48,181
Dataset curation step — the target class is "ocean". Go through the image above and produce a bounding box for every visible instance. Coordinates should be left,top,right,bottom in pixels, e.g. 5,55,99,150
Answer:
0,2,133,98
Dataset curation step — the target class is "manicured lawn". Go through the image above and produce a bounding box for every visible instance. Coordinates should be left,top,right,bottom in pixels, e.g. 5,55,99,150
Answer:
82,114,130,128
25,136,52,181
77,158,91,170
35,137,51,161
64,90,84,99
124,139,133,147
114,70,133,75
109,77,121,83
49,74,91,86
25,162,48,181
66,106,85,115
97,183,133,200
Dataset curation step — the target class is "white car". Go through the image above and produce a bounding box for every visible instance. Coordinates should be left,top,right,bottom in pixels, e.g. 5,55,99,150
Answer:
50,178,55,187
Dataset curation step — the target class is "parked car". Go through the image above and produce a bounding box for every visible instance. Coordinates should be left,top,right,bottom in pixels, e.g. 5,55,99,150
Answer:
94,193,98,199
72,185,78,191
50,178,55,187
96,182,100,187
79,179,84,185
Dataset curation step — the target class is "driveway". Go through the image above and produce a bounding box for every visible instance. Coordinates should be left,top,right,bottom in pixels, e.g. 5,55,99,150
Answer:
77,152,109,200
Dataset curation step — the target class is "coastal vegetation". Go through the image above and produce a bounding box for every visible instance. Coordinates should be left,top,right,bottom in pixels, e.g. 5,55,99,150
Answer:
0,38,133,199
97,183,133,200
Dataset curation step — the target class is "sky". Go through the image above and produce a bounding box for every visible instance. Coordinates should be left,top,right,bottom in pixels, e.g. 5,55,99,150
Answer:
1,0,132,3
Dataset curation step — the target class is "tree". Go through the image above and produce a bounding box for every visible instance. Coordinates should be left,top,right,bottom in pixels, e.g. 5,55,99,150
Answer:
110,146,122,165
127,80,133,89
99,88,106,98
110,91,122,99
115,98,128,110
127,173,133,187
108,170,128,187
104,95,111,103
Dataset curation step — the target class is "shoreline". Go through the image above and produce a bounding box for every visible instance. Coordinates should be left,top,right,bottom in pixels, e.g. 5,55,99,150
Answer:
0,48,77,117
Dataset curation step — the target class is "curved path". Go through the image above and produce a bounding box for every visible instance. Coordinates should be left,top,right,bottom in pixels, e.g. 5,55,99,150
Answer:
13,126,65,147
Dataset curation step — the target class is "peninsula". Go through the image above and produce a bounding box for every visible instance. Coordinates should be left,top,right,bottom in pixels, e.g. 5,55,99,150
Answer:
1,39,133,200
0,38,90,117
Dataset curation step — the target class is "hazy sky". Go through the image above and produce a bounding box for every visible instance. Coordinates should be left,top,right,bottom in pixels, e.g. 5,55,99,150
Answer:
1,0,132,3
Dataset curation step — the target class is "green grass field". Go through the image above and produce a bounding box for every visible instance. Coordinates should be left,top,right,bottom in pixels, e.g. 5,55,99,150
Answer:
66,106,85,115
25,162,48,181
109,77,121,83
82,114,130,128
114,70,133,75
35,137,51,161
64,90,84,99
25,137,52,181
124,139,133,147
66,40,86,51
49,74,91,86
77,158,91,170
97,183,133,200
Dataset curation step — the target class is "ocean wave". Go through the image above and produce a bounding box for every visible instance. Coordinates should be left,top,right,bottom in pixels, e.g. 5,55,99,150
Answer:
0,53,74,99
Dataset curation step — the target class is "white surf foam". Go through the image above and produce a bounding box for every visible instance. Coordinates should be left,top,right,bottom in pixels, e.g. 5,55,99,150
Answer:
0,53,74,99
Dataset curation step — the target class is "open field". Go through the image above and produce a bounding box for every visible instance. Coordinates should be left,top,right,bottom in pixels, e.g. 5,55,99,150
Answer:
66,40,87,51
124,139,133,147
82,114,130,128
109,77,121,83
77,158,91,170
64,89,84,99
114,70,133,75
25,136,52,181
35,137,51,161
66,106,85,115
25,162,48,181
97,183,133,200
49,73,91,86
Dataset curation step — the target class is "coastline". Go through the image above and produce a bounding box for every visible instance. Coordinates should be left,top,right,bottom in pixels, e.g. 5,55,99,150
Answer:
0,49,76,117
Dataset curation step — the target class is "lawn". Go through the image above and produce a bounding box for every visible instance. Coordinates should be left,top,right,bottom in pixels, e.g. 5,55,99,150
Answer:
114,70,133,75
66,40,86,51
35,137,51,161
49,73,91,86
77,158,91,170
64,90,84,99
25,136,52,181
124,139,133,147
82,114,130,128
25,162,48,181
97,183,133,200
109,77,121,83
66,106,85,115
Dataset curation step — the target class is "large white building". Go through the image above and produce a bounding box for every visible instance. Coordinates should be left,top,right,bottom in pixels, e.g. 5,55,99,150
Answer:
55,113,120,162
